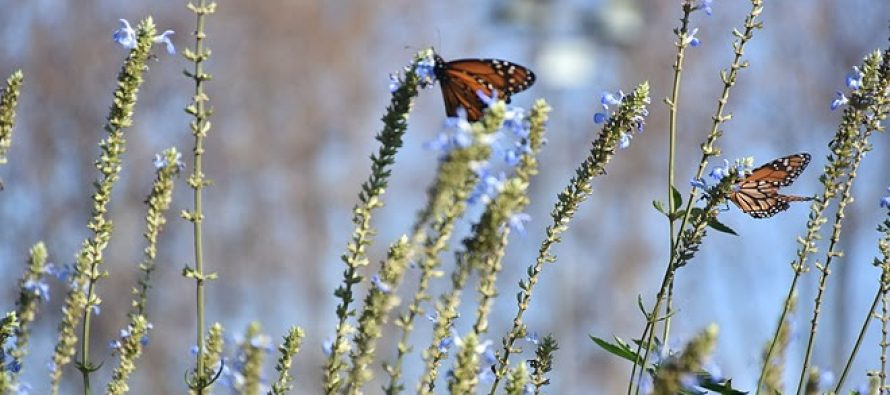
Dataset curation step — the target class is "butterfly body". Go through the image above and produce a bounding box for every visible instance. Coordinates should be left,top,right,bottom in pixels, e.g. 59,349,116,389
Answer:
729,153,812,218
433,54,535,121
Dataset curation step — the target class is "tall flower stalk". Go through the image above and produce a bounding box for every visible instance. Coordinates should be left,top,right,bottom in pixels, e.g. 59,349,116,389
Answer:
794,48,890,395
490,82,650,394
387,97,506,395
47,18,157,395
180,1,218,392
0,70,23,168
324,49,432,395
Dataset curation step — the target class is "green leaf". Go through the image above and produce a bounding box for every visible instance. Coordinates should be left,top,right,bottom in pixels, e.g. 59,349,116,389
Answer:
671,186,683,211
590,335,637,363
653,200,667,216
696,374,748,395
707,218,738,236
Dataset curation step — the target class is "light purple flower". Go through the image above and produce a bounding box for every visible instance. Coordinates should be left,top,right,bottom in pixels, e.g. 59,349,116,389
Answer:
112,19,137,49
619,133,632,150
831,91,849,110
508,212,532,233
23,279,50,302
388,73,401,93
371,274,392,294
846,66,863,90
690,178,708,189
153,30,176,55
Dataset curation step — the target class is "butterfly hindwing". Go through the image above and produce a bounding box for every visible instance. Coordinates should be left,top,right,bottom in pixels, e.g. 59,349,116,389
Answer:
434,54,536,121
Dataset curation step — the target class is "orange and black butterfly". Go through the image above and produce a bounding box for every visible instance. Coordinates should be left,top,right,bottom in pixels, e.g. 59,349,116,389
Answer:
433,54,536,121
730,153,813,218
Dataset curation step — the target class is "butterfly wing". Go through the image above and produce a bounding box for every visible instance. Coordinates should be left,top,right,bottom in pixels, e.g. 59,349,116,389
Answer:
435,56,536,121
730,153,812,218
741,153,811,188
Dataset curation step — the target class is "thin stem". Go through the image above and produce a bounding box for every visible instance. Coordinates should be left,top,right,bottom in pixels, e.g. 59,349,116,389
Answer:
662,4,690,352
881,289,888,391
192,3,209,390
796,133,870,395
835,287,881,392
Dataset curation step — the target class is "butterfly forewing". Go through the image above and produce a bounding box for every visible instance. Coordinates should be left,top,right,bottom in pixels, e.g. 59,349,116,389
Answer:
730,153,812,218
434,55,536,121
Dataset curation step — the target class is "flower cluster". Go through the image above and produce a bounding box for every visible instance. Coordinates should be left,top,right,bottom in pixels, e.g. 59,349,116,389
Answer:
108,322,153,354
219,329,274,393
424,90,537,208
831,66,865,110
690,157,753,189
152,150,186,173
389,51,436,92
593,90,648,149
112,19,176,55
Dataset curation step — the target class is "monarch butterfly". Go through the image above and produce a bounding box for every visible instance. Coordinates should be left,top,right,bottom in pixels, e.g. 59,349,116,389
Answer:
729,153,813,218
433,54,536,122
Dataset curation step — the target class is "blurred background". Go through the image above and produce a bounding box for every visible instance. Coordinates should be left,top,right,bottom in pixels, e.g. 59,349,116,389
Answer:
1,0,889,393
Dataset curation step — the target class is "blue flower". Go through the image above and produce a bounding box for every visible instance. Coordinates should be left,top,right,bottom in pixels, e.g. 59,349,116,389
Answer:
524,331,539,345
153,30,176,55
45,262,73,283
416,55,436,87
468,169,506,205
601,91,623,107
140,334,150,347
112,19,137,49
880,188,890,209
683,28,701,47
831,91,849,110
708,159,731,181
371,274,392,294
437,336,454,353
690,178,708,190
322,338,334,356
476,89,499,107
109,339,122,350
593,112,608,124
594,90,625,124
503,140,531,167
388,73,401,93
593,112,609,123
23,279,50,302
503,107,529,138
425,108,474,154
4,359,21,374
153,151,185,173
846,66,863,90
508,212,532,233
619,133,632,150
700,0,713,15
481,346,497,365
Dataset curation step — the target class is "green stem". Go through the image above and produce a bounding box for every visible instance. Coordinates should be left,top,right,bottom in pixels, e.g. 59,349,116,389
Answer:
834,286,881,393
796,133,870,395
188,1,211,390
